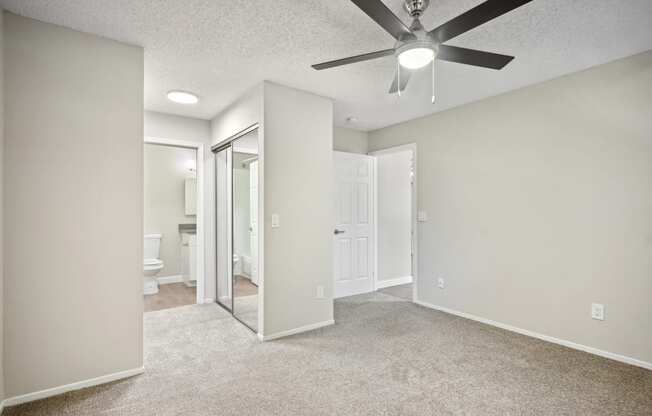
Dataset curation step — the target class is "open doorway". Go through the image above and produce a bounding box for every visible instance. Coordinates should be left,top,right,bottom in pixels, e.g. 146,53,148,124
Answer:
143,137,205,312
371,144,416,301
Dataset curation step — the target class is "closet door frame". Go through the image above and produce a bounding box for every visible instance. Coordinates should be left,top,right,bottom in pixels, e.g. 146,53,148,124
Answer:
211,123,263,335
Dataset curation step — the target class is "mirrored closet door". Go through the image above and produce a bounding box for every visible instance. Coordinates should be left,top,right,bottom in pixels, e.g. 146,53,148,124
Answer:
213,126,259,332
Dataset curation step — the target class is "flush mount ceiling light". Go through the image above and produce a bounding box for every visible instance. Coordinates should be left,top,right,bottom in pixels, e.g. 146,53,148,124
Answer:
167,90,199,105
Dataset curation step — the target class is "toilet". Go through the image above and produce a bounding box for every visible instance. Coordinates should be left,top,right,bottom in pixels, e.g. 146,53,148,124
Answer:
144,234,164,295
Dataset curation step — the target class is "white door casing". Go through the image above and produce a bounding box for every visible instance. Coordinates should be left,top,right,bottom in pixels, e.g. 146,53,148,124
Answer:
333,151,374,298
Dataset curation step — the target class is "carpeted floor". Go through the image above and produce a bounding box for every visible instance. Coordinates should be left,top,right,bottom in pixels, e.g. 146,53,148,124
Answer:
5,292,651,415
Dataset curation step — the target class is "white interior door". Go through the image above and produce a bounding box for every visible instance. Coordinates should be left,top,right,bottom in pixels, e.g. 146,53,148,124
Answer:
334,152,374,298
249,160,259,285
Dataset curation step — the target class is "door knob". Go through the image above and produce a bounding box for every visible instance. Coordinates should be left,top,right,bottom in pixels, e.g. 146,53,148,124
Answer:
334,229,345,235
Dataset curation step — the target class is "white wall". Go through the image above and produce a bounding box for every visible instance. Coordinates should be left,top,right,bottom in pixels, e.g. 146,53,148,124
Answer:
375,150,412,282
262,82,334,335
144,144,197,276
144,110,211,143
368,51,652,366
334,127,368,154
3,13,144,398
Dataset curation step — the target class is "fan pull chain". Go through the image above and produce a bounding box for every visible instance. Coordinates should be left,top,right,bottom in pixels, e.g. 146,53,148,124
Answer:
431,58,435,104
397,60,401,98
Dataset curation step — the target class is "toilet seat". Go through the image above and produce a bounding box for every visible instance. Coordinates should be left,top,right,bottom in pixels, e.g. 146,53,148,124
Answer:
144,258,164,271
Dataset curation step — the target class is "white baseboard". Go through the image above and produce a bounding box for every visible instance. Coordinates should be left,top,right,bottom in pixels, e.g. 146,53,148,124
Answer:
157,275,183,285
3,367,145,407
258,319,335,342
375,275,413,289
414,299,652,371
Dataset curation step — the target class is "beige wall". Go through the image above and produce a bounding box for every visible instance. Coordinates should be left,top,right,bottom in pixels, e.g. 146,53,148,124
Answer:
209,82,334,336
334,127,368,154
262,83,334,335
368,51,652,365
375,150,412,282
3,13,144,398
144,144,197,275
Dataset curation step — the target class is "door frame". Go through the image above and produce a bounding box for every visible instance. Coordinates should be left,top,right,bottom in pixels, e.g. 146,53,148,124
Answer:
369,143,418,302
144,136,206,305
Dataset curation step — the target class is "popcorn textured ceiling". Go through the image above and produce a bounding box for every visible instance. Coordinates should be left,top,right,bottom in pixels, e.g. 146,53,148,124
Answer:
2,0,651,130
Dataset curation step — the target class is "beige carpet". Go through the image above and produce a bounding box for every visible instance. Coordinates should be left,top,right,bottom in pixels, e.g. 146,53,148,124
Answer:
4,292,651,415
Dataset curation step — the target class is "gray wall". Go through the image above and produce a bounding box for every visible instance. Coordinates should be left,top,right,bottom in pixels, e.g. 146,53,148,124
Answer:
144,144,197,276
368,51,652,365
333,127,368,154
263,82,334,335
3,13,144,397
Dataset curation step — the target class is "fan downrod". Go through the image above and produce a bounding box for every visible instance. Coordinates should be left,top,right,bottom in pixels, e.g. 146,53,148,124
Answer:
404,0,430,17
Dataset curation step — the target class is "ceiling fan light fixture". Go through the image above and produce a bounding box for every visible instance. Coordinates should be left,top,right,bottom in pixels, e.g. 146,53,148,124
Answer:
398,47,434,69
396,41,437,70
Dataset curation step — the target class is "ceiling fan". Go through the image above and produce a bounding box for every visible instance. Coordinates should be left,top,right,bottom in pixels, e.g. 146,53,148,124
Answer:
312,0,533,95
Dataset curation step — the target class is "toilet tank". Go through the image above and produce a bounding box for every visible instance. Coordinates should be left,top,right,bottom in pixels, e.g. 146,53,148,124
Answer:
144,234,162,259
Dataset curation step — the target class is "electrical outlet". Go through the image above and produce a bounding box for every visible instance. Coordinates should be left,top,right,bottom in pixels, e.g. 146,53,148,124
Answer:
437,277,445,289
316,285,325,299
591,303,605,321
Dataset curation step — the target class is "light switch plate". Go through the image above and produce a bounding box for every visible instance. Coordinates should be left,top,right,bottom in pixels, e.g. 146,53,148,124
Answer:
316,285,325,299
271,214,280,228
437,277,445,289
417,211,428,222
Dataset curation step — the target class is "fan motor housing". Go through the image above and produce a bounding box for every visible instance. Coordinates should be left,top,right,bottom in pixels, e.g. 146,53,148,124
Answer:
404,0,430,17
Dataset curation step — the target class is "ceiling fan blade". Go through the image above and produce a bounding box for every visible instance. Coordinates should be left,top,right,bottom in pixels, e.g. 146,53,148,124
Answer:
437,45,514,70
312,48,394,70
350,0,413,40
389,68,411,94
429,0,533,43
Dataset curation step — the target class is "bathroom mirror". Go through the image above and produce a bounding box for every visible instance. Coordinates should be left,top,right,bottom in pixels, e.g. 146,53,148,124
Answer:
232,129,259,331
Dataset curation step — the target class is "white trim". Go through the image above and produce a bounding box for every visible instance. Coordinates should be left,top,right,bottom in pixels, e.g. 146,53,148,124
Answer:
156,274,184,285
2,367,145,407
144,136,206,306
258,319,335,342
375,275,413,289
369,143,418,302
414,300,652,371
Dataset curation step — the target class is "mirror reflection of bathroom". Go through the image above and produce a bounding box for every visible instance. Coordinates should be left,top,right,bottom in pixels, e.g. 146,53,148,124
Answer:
232,130,259,331
144,143,198,312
